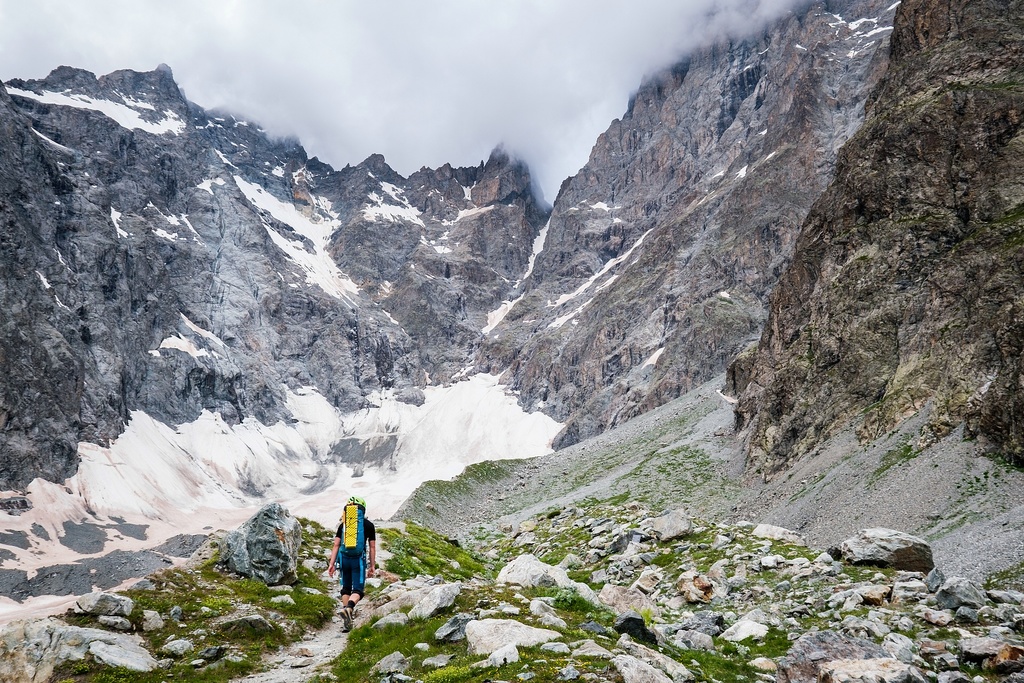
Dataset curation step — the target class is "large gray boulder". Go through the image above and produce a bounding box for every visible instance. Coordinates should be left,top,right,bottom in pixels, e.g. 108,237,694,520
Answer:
777,631,889,683
837,529,934,572
647,509,692,541
612,654,674,683
219,502,302,585
0,618,157,682
409,582,462,619
935,577,988,611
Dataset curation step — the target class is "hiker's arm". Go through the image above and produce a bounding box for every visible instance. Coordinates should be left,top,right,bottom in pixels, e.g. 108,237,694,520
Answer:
327,537,340,576
367,540,376,577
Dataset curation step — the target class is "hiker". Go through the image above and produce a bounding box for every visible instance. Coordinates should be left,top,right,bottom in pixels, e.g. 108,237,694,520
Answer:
328,495,376,632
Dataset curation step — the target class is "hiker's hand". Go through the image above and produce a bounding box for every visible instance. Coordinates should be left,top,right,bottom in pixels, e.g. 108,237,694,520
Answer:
327,565,335,577
367,566,375,578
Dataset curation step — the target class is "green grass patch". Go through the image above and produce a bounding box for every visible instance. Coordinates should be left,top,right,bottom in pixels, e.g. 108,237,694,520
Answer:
986,559,1024,591
871,441,920,481
381,521,488,581
57,517,335,682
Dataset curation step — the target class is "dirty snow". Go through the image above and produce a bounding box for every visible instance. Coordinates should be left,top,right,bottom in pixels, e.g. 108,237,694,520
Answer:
0,374,561,624
641,347,665,369
548,228,653,309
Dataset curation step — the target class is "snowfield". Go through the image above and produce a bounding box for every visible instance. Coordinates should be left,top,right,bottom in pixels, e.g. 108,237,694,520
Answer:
0,373,561,624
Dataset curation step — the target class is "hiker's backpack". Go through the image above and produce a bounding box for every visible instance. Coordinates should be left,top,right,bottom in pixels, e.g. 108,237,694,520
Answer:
340,502,366,557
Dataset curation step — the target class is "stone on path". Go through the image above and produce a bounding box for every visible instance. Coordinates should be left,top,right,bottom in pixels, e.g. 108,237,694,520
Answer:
838,528,934,572
219,502,302,585
374,612,410,629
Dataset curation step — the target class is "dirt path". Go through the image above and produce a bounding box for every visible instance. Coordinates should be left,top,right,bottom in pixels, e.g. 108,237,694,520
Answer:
233,583,365,683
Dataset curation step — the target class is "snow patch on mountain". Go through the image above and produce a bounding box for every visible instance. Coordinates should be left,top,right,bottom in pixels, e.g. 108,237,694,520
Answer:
7,87,185,135
234,175,360,302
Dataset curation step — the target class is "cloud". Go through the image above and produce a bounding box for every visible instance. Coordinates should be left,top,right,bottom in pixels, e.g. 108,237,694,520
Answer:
0,0,802,201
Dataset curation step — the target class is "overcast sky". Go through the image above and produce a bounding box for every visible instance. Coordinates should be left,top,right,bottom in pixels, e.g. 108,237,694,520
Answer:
0,1,800,201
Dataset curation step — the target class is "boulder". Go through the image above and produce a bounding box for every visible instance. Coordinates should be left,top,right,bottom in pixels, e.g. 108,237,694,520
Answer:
219,502,302,585
721,619,768,642
434,613,475,642
474,643,519,668
74,591,134,617
647,509,692,541
160,639,194,657
838,529,934,572
572,639,615,659
217,614,274,634
675,571,719,604
465,619,560,655
935,577,988,611
777,631,889,683
819,657,929,682
617,634,693,680
372,651,409,674
409,583,461,619
497,554,600,605
600,583,660,617
752,524,806,546
97,616,132,631
374,612,410,629
141,610,164,632
0,618,158,681
614,610,658,645
612,654,674,683
677,611,725,636
423,653,454,668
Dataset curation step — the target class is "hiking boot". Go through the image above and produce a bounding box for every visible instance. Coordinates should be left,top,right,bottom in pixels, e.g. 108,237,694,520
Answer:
341,606,353,632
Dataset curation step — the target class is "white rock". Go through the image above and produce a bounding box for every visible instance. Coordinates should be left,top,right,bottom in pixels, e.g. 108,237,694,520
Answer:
0,618,157,680
599,583,660,617
141,610,164,632
818,657,928,682
647,509,692,541
612,654,674,683
409,582,462,619
373,612,410,629
479,643,519,667
720,619,768,642
74,592,135,617
751,524,806,546
572,639,615,659
541,641,571,654
465,619,560,655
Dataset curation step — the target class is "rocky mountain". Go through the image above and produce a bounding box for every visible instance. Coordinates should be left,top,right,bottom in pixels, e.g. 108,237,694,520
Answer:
478,0,898,448
733,0,1024,476
0,65,547,492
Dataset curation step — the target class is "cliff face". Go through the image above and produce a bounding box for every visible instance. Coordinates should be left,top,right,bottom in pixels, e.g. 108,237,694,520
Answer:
479,0,897,447
0,67,547,490
734,0,1024,475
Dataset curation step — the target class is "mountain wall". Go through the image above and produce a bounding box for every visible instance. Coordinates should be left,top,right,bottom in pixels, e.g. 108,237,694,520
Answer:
734,0,1024,476
478,0,898,447
0,67,547,491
